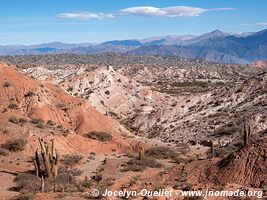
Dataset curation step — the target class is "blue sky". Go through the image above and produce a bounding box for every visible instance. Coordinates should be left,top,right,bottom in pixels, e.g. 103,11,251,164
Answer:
0,0,267,45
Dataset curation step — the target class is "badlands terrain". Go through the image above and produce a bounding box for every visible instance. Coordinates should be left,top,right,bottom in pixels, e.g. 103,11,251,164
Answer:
0,54,266,200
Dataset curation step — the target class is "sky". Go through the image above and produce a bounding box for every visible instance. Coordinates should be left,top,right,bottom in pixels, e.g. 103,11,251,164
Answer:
0,0,267,45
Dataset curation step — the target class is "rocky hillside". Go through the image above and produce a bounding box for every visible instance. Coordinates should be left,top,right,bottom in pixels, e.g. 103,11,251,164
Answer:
217,136,267,187
0,60,139,156
16,55,267,147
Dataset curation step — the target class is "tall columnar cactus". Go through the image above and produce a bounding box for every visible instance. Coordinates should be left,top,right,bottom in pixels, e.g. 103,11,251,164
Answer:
34,137,59,192
247,124,252,141
138,147,145,162
210,140,215,158
243,123,249,147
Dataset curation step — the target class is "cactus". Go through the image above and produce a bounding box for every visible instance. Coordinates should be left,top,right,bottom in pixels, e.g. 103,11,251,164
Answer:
34,137,59,192
210,140,215,158
243,123,249,147
138,147,145,161
248,124,252,141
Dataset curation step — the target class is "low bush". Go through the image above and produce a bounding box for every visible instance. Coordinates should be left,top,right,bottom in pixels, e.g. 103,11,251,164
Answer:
15,193,35,200
8,103,18,109
30,118,44,124
0,147,9,156
15,168,83,193
24,91,35,97
15,172,40,192
122,156,162,172
1,138,27,152
46,120,54,126
9,116,19,124
145,146,178,160
84,131,112,142
18,118,28,125
214,126,240,136
3,82,11,87
61,154,83,166
36,123,45,129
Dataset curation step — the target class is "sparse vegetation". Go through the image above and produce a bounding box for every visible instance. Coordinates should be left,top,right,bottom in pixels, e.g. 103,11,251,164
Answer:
0,147,9,156
2,81,11,87
145,146,178,160
15,193,35,200
36,122,45,129
61,154,83,167
18,117,28,125
8,103,18,109
1,138,27,152
9,116,19,124
56,103,68,110
46,120,54,126
30,118,44,124
84,131,112,142
122,156,162,172
24,91,35,97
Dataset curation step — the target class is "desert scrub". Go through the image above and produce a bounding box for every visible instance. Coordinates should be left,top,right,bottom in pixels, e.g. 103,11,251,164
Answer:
122,156,162,172
24,91,35,97
1,138,27,152
18,118,28,125
46,120,54,126
84,131,112,142
61,154,83,167
8,103,18,109
145,146,179,160
0,147,9,156
2,81,11,87
56,103,68,110
213,125,240,136
9,116,19,124
30,118,44,124
14,193,35,200
36,122,45,129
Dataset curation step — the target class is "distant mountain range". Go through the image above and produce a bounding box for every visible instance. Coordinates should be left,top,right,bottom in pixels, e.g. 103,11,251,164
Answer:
1,29,267,64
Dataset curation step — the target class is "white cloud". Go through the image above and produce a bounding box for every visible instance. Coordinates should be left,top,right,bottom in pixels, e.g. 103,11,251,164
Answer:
58,6,234,20
120,6,234,17
240,22,267,26
256,22,267,26
58,12,114,20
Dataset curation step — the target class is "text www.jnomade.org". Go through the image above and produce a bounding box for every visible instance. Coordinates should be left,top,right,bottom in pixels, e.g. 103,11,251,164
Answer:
89,188,263,198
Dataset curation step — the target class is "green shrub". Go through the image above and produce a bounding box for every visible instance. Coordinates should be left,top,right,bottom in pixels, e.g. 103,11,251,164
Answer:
84,131,112,142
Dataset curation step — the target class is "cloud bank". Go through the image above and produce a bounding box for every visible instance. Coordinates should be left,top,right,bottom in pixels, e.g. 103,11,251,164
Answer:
58,6,234,20
121,6,206,17
58,12,114,20
256,22,267,26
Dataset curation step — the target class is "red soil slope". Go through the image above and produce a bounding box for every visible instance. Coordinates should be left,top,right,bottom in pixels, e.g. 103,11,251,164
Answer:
0,61,142,157
216,136,267,188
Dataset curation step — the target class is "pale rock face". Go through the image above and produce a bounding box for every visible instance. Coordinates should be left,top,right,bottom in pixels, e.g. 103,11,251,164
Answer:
21,60,267,144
